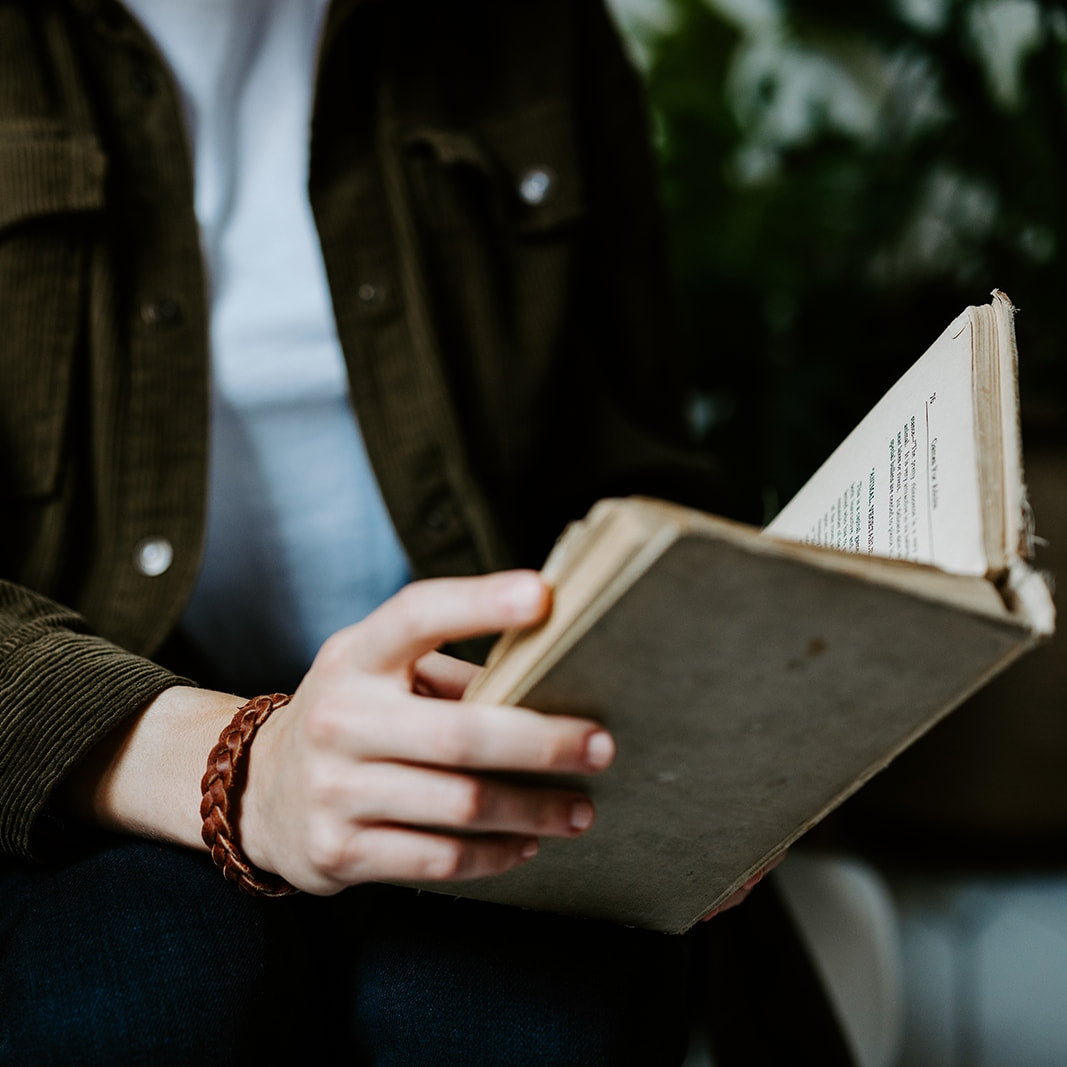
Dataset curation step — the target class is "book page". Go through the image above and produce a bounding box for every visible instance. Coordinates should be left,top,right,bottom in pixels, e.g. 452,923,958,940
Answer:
990,291,1026,562
765,309,988,576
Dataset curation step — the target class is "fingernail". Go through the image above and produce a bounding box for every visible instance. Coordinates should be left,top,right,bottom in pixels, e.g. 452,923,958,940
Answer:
520,838,540,862
501,573,547,617
570,799,594,833
584,730,615,770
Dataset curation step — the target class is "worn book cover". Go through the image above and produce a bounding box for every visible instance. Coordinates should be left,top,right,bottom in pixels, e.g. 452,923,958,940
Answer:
418,292,1056,933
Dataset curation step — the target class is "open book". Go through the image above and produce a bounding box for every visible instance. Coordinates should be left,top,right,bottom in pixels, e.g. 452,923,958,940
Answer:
435,291,1056,933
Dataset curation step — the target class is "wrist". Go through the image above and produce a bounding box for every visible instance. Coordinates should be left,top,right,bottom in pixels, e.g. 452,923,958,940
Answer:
200,694,299,897
60,686,248,849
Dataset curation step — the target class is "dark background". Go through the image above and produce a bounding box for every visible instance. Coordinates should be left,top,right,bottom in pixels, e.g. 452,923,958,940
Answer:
634,0,1067,866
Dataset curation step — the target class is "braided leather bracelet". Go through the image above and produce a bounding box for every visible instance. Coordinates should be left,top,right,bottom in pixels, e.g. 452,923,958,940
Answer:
200,693,300,898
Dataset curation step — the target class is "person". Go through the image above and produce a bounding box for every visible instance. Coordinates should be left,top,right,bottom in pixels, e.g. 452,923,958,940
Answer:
0,1,855,1063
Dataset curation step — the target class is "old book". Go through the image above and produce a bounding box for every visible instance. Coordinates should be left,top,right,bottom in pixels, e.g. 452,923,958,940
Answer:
442,290,1056,934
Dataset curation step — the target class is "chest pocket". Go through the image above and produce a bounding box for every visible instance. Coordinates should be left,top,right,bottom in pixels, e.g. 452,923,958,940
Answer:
402,101,584,241
399,102,586,468
0,122,106,499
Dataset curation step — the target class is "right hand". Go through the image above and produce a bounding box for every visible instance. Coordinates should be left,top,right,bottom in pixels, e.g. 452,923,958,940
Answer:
240,570,616,895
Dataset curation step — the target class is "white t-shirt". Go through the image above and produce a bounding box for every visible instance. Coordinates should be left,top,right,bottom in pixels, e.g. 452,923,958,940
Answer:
123,0,411,689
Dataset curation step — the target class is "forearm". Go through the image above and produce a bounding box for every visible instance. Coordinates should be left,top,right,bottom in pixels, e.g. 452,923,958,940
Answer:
58,685,243,851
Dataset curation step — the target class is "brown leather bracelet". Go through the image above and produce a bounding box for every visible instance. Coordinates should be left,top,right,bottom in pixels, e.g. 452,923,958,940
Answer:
200,693,300,898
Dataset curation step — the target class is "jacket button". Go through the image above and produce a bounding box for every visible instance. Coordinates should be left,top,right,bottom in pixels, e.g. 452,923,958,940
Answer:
424,502,457,532
357,282,386,305
518,166,555,206
141,297,182,328
134,537,173,577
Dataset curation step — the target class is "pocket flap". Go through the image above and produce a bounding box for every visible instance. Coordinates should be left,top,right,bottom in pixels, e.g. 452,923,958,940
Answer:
0,123,106,236
482,101,583,235
0,123,105,498
403,102,583,236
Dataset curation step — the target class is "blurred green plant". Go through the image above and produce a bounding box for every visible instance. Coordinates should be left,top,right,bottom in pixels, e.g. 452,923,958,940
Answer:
635,0,1067,520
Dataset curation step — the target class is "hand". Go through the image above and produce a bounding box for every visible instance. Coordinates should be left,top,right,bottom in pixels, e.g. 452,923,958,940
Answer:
241,570,616,895
698,852,787,921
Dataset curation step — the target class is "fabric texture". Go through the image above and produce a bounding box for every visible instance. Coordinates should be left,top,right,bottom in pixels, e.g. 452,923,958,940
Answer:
0,0,712,858
0,4,854,1063
0,837,697,1065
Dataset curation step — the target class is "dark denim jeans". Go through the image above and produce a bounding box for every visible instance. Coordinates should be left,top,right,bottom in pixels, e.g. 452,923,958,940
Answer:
0,837,697,1065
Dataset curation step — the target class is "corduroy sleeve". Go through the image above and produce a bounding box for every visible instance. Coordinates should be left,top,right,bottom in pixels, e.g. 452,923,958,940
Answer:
0,581,190,859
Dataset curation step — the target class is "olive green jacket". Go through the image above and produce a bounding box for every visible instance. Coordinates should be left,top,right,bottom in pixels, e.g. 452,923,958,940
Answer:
0,0,709,857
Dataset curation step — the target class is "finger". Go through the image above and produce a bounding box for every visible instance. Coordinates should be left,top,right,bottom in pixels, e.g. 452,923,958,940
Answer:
307,826,542,891
699,854,787,921
344,697,615,775
342,763,596,838
412,650,480,699
344,571,550,675
699,884,753,921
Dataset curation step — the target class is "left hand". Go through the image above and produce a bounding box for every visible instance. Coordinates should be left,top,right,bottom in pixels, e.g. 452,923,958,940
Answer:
699,852,787,921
